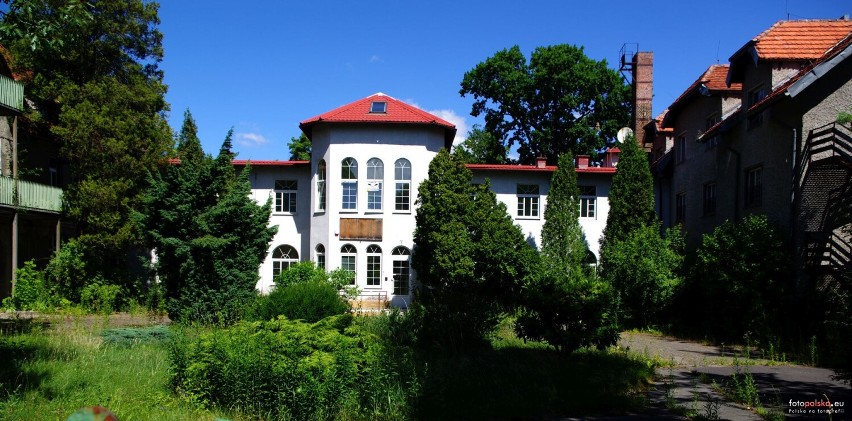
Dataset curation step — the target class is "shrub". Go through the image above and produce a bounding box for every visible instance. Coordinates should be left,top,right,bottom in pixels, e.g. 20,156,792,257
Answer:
79,279,123,314
44,239,88,303
246,280,349,323
169,315,416,419
11,261,54,311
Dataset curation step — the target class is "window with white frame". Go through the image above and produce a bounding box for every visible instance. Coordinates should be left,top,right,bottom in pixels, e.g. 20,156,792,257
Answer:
391,246,410,295
745,166,763,207
341,158,357,210
394,158,411,212
366,244,381,287
579,185,596,218
274,180,297,213
315,244,325,270
340,244,356,284
516,184,539,218
366,158,383,211
316,160,326,211
675,192,686,224
272,245,298,280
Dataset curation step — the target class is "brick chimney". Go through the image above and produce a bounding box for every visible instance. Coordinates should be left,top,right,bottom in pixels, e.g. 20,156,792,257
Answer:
576,155,590,169
632,52,653,150
535,157,547,168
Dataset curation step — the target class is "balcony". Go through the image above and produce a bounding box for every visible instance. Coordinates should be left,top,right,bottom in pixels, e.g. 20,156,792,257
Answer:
0,74,23,114
0,176,62,213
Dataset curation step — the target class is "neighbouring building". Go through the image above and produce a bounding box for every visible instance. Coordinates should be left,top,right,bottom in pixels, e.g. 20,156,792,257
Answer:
653,18,852,288
246,93,620,307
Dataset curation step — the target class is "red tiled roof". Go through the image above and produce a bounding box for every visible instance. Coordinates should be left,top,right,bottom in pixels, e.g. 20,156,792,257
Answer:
168,158,309,167
300,93,457,148
749,20,852,60
663,65,741,128
466,163,616,174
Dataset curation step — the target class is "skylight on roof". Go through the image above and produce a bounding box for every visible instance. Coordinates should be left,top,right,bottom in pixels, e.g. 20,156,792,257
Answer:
370,101,387,113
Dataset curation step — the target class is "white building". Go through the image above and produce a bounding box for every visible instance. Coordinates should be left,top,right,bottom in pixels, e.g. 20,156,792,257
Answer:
246,93,618,307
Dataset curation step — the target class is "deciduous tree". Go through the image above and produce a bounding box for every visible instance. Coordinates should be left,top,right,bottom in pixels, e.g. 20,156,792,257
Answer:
460,44,630,164
451,125,507,164
287,133,311,161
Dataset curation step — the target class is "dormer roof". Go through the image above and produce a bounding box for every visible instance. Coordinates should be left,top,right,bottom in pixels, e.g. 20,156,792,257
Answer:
299,93,457,148
662,65,741,128
728,19,852,84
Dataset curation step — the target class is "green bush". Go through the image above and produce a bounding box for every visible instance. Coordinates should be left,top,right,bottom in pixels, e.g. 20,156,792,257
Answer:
169,315,416,419
246,280,349,323
79,279,123,314
10,261,54,311
44,239,88,303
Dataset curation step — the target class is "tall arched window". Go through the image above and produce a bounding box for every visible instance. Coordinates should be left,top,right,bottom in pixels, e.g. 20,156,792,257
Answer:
316,160,327,211
391,246,410,295
394,159,411,211
366,244,382,286
272,245,299,279
340,244,357,284
366,158,384,211
315,244,326,270
341,158,357,210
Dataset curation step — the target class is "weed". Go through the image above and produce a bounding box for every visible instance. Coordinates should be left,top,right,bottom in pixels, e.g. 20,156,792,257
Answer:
730,358,760,408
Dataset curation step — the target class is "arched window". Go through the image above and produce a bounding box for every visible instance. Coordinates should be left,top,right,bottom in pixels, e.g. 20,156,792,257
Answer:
366,244,382,287
341,158,357,210
391,246,411,295
272,245,299,279
394,159,411,211
340,244,357,284
315,244,326,270
366,158,384,211
316,160,327,211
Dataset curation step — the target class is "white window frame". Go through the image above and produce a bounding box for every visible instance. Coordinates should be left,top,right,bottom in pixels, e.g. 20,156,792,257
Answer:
366,244,382,287
366,158,383,211
272,245,299,280
315,244,325,270
516,184,540,218
274,180,298,214
341,158,358,211
391,246,411,296
340,244,357,284
316,160,327,212
579,185,597,219
394,158,411,212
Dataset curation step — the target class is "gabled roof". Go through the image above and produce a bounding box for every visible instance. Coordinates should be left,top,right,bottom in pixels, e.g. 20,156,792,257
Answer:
299,93,457,148
168,158,310,167
728,19,852,83
662,65,741,128
466,163,616,174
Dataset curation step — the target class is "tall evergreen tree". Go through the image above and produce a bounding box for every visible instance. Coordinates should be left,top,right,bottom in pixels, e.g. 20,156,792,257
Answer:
139,113,276,322
412,149,537,348
0,0,173,284
600,137,655,250
540,152,587,273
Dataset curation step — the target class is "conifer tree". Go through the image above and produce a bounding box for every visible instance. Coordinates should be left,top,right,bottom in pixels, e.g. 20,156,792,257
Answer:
139,112,276,322
540,152,587,273
600,137,655,250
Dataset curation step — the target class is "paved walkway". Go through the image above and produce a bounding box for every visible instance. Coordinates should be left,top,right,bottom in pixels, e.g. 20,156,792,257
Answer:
619,332,850,420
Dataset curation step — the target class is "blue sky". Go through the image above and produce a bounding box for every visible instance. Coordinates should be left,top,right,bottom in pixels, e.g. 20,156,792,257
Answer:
158,0,850,160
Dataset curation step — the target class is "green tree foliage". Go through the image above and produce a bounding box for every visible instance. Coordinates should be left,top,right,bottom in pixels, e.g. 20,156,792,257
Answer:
603,224,683,328
288,133,312,160
460,44,630,164
412,149,538,348
689,215,791,341
452,125,508,164
515,153,619,352
600,137,655,250
0,0,173,283
138,111,276,323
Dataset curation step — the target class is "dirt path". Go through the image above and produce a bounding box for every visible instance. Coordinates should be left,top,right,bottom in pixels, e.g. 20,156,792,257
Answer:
619,332,850,420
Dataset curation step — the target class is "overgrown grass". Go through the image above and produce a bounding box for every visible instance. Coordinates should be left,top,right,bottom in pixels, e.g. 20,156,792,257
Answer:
0,317,238,420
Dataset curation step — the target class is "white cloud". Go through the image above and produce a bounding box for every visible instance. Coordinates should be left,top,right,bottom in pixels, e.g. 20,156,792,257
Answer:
427,108,468,148
369,55,381,63
235,132,269,147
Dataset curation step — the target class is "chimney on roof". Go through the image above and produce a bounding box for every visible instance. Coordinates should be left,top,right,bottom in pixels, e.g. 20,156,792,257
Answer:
632,52,653,151
536,156,547,168
576,155,590,169
604,148,620,167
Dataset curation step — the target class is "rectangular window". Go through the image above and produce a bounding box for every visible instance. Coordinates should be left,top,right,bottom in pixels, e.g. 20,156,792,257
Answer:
705,114,721,149
274,180,297,213
745,166,763,207
393,260,410,295
395,182,410,211
342,182,357,210
367,181,383,210
747,86,767,130
675,193,686,224
702,183,716,216
675,135,686,163
579,185,596,218
341,256,356,281
516,184,540,218
366,255,381,286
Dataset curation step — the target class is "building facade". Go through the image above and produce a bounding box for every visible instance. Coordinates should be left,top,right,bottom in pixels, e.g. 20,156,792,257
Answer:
247,93,619,306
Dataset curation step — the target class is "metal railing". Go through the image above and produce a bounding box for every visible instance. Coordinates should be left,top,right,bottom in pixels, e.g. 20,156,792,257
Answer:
0,74,24,112
0,176,63,212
